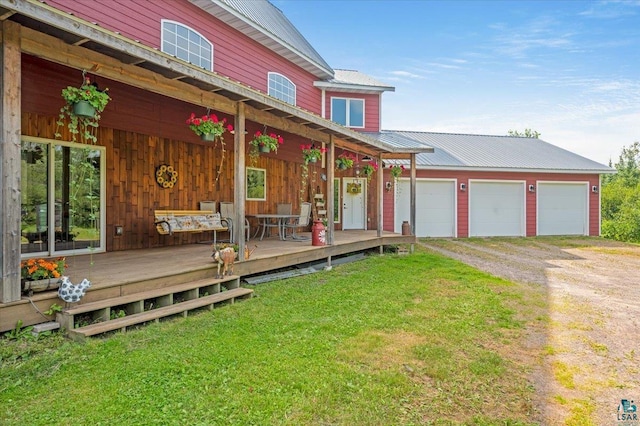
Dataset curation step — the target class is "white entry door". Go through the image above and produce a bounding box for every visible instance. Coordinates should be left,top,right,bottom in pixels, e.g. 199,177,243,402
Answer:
342,177,367,229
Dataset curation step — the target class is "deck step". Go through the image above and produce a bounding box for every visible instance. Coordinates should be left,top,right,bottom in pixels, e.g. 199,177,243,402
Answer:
64,275,241,316
66,287,253,340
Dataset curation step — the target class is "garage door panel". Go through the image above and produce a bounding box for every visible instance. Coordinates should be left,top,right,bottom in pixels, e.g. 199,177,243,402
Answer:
396,180,455,237
538,183,587,235
470,182,524,237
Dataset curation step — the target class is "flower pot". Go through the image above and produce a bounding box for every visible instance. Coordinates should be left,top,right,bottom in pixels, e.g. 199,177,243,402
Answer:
200,133,216,142
308,157,317,163
72,100,96,118
337,163,347,170
259,145,271,153
22,278,60,294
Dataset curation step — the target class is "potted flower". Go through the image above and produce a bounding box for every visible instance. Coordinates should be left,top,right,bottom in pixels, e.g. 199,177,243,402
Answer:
186,112,233,142
20,257,67,294
250,131,283,153
300,144,327,165
335,152,356,170
362,161,378,182
55,76,111,144
389,164,405,181
248,130,284,165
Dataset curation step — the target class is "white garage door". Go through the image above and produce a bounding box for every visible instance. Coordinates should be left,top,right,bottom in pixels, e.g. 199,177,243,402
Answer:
537,183,588,235
395,179,456,237
469,181,525,237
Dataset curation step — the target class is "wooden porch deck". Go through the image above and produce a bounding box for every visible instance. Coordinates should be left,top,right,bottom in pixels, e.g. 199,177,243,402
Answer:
2,230,415,332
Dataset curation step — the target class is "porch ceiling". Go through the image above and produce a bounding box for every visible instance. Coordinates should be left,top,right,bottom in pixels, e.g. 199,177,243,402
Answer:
0,0,432,158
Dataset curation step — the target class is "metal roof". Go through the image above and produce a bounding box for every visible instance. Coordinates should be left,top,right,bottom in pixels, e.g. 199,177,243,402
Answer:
314,69,395,93
367,130,614,174
1,0,431,156
198,0,334,79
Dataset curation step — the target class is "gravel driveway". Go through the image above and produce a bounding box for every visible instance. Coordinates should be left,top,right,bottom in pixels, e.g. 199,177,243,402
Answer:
420,237,640,425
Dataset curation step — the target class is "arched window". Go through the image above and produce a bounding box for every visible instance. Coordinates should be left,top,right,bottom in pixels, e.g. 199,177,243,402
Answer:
161,20,213,71
268,72,296,105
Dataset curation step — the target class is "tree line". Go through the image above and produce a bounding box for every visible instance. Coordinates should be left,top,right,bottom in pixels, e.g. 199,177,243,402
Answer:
601,141,640,243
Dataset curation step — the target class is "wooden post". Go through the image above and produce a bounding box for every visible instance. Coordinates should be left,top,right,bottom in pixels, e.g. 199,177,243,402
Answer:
234,102,246,260
1,21,22,303
377,154,383,238
410,153,417,253
326,135,334,245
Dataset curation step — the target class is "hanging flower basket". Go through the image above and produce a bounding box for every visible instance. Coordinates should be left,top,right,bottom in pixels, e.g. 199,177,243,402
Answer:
336,152,356,170
249,130,284,165
362,161,378,183
186,113,233,142
55,76,110,144
250,131,283,152
389,164,405,180
300,144,326,165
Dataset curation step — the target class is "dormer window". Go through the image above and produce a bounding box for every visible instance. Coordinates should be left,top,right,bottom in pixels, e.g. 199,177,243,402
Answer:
331,97,364,128
268,72,296,105
161,20,212,71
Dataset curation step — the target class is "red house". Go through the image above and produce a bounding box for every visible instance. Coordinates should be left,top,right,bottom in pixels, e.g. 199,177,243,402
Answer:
0,0,611,332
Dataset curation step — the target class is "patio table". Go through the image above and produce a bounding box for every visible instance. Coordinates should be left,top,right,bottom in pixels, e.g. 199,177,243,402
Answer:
249,214,299,241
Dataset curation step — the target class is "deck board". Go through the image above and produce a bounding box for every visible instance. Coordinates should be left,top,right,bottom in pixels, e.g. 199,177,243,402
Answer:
1,230,415,332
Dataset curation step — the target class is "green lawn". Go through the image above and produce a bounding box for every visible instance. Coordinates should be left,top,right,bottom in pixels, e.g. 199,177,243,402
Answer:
0,247,544,425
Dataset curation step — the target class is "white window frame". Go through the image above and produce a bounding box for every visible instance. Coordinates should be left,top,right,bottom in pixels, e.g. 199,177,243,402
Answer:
330,97,365,128
268,72,296,105
161,20,213,71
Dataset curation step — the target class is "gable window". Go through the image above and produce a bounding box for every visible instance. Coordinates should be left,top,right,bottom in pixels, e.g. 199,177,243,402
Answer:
331,98,364,128
268,72,296,105
161,20,212,71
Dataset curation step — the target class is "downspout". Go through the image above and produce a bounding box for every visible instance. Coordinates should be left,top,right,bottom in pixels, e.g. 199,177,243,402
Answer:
320,88,326,119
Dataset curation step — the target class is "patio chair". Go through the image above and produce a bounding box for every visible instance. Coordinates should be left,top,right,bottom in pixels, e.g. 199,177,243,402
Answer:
259,203,292,240
283,202,312,240
219,201,250,243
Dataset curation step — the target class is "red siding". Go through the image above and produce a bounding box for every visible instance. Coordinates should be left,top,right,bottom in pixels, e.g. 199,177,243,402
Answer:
383,169,601,237
325,91,381,132
46,0,323,115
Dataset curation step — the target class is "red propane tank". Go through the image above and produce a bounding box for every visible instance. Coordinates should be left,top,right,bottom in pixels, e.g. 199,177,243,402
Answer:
311,220,326,246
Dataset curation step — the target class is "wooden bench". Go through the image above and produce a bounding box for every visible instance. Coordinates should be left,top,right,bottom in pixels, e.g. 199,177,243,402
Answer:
154,210,228,244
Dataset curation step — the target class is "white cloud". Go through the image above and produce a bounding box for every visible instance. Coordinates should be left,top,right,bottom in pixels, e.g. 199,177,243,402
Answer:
388,70,425,79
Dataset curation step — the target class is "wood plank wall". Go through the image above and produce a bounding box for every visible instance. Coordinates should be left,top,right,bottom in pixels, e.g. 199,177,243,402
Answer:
19,56,382,252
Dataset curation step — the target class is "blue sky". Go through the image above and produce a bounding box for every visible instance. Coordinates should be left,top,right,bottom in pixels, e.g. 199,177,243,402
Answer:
274,0,640,165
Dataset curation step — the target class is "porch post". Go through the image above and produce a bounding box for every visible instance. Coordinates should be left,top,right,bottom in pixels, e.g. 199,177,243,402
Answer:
410,153,417,253
376,154,383,238
326,135,335,245
1,21,22,303
234,102,246,261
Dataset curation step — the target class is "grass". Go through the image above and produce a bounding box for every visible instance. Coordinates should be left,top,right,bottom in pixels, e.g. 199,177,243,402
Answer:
0,248,544,425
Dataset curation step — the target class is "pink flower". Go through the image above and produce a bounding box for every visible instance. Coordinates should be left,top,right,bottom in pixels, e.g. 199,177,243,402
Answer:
227,124,234,132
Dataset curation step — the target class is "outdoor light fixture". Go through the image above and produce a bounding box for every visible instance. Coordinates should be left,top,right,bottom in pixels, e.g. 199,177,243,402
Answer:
361,155,373,162
592,185,599,193
528,184,535,192
459,183,466,191
355,163,361,176
385,181,392,192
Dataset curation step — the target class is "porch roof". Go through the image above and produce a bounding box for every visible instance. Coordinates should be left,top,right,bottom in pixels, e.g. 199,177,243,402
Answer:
0,0,431,158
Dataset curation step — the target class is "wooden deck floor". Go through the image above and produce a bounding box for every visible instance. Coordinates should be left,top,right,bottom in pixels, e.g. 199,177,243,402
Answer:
1,231,415,331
